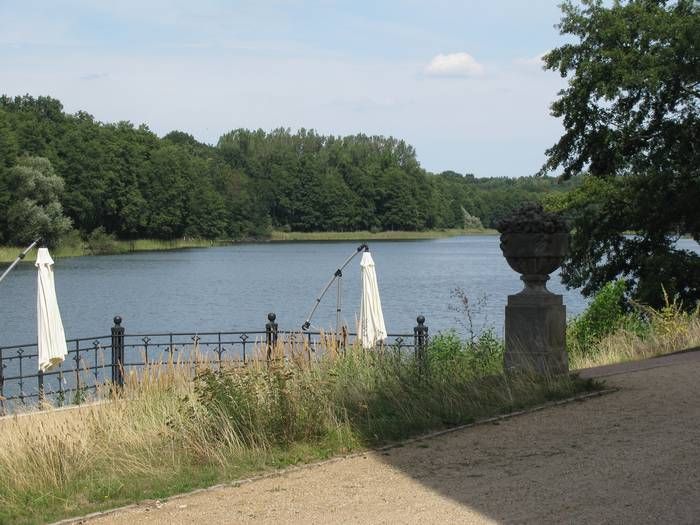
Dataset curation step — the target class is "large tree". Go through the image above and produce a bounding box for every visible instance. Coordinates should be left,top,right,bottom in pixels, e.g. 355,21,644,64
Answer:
1,156,72,245
541,0,700,308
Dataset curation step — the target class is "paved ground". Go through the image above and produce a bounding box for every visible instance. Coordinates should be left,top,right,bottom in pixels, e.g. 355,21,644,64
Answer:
89,352,700,524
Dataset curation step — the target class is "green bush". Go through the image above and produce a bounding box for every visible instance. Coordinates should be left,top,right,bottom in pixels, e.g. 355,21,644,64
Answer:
85,227,126,255
426,331,464,363
57,229,84,251
427,330,504,374
567,279,647,358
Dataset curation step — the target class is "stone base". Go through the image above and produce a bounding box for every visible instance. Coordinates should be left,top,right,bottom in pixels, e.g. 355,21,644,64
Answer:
504,291,568,375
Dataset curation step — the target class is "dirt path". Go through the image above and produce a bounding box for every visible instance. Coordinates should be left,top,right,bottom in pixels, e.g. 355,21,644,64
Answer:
88,353,700,524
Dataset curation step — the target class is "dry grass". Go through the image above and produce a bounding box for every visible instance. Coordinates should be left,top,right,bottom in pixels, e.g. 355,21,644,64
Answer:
570,301,700,370
0,336,596,524
570,317,700,369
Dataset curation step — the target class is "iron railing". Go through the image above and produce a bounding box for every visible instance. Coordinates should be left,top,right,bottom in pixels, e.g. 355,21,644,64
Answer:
0,313,429,414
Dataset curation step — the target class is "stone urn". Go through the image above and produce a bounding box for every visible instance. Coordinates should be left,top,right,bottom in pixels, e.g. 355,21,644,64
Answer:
500,231,569,294
496,204,570,375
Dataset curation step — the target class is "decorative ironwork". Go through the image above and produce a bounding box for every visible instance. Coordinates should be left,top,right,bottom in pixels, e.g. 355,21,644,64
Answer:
0,313,425,413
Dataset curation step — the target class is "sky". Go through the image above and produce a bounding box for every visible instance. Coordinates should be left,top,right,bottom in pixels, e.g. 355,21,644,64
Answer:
0,0,570,177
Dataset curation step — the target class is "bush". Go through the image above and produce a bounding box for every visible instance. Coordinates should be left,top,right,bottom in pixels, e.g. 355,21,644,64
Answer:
567,280,647,358
85,227,125,255
568,289,700,369
57,229,84,251
427,330,503,375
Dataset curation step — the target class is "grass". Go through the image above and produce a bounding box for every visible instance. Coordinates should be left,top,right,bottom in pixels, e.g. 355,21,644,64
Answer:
567,284,700,369
0,335,598,524
268,228,496,242
0,238,225,263
0,229,497,262
569,303,700,369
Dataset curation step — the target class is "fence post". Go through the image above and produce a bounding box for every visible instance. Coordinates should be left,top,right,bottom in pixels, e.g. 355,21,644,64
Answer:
38,369,44,404
265,312,278,363
111,316,125,388
414,315,429,373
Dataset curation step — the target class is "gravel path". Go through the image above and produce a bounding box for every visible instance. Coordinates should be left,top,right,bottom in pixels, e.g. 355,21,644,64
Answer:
88,353,700,524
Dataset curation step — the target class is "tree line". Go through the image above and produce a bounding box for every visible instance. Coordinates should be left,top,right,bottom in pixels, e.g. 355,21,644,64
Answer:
0,95,570,245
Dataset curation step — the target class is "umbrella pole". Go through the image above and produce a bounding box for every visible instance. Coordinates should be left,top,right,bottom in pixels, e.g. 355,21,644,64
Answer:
302,243,368,330
336,274,342,336
0,238,41,286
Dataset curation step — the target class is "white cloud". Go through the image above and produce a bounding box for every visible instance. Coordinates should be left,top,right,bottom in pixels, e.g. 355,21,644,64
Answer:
424,52,484,77
514,52,548,67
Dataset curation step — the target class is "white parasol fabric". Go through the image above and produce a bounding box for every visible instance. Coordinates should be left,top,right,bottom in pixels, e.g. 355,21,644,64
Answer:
358,251,387,348
36,247,67,372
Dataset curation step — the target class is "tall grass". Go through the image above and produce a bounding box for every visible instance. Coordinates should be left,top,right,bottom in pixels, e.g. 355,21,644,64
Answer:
0,229,494,263
568,283,700,369
0,336,596,524
268,228,494,242
0,238,224,263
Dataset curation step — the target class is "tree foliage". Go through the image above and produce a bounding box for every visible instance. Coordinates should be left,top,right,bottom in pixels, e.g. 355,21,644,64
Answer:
0,156,72,245
542,0,700,308
0,95,568,244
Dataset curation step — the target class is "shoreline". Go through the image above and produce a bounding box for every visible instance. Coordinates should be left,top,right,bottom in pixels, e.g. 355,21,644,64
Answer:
267,228,496,242
0,229,497,263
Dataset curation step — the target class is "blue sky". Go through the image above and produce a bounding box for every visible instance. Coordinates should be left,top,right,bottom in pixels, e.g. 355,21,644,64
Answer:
0,1,569,177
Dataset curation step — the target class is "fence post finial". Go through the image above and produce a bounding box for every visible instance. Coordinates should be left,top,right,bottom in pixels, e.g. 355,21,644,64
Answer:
266,312,278,363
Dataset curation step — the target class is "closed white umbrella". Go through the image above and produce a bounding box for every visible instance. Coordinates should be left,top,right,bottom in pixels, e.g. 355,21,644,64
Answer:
358,251,387,348
36,247,67,372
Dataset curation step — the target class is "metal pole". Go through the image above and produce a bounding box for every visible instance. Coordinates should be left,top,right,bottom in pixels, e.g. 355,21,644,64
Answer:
336,274,342,336
111,316,125,388
302,243,368,330
0,238,41,286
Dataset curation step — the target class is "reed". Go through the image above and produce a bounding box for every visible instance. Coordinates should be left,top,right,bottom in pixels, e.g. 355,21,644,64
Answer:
268,229,495,242
0,335,597,524
0,238,225,263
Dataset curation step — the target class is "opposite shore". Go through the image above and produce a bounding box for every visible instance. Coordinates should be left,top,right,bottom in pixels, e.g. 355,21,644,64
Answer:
0,228,497,263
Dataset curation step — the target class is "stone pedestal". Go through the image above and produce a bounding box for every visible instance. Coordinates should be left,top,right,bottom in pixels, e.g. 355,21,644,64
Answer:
498,225,570,376
504,279,567,374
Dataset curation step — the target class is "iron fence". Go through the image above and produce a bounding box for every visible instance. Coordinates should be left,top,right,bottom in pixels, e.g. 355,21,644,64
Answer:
0,313,429,414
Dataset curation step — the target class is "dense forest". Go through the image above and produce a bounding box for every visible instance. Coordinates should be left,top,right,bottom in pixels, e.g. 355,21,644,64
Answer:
0,95,573,244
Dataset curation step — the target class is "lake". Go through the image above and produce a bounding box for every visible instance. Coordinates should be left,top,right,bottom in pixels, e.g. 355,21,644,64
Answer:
1,236,698,347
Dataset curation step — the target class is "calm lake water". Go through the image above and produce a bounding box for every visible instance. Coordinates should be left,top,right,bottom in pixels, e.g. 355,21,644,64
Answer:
1,236,698,347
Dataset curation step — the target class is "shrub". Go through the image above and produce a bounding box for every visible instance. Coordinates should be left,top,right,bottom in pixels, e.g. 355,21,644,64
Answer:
57,229,85,251
427,330,503,375
567,279,646,358
85,227,125,255
568,282,700,369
